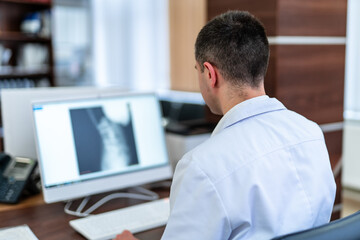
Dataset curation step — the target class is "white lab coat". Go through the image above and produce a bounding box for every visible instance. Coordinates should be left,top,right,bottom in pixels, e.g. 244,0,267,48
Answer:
162,95,336,240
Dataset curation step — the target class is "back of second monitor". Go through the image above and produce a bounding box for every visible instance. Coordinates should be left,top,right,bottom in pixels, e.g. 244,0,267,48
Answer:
1,87,127,159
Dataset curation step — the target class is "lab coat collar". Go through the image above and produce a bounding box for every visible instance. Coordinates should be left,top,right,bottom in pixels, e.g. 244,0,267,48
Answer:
211,95,286,137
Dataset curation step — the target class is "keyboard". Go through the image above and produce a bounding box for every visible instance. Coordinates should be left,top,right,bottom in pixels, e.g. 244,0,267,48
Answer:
70,198,170,240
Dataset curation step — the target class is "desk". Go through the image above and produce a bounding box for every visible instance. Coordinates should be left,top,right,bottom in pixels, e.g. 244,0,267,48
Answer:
0,185,170,240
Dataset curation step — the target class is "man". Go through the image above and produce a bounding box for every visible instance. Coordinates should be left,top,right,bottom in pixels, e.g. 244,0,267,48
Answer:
115,10,336,240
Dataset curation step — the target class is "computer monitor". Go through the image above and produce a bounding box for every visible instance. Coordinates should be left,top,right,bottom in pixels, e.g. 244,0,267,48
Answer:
158,90,206,124
31,92,172,203
1,87,127,159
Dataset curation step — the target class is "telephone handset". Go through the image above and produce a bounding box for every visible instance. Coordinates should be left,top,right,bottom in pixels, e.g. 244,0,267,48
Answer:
0,153,38,203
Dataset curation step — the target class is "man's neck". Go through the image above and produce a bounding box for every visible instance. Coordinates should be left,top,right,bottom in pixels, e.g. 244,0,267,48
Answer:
221,84,266,115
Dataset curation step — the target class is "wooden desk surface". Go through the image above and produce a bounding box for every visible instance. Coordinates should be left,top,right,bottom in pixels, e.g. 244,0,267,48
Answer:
0,185,170,240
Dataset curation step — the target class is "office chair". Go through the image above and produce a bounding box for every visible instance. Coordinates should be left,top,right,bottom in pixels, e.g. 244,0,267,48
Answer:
271,211,360,240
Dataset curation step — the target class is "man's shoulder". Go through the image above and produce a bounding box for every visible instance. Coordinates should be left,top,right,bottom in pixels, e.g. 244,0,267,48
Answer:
282,108,324,137
177,132,250,182
176,106,325,181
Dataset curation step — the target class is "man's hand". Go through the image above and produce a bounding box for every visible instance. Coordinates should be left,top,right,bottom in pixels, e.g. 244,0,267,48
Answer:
113,230,139,240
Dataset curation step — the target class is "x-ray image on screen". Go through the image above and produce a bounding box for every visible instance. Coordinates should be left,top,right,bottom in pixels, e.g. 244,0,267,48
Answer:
70,103,139,175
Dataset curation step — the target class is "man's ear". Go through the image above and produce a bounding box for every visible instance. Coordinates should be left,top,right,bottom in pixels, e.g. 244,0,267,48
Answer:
203,62,217,88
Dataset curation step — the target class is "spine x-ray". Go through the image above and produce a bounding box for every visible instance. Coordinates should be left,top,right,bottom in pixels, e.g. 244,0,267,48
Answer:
70,102,138,175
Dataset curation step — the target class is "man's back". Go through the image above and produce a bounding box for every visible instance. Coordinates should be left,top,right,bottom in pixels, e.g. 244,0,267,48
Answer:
162,96,336,240
114,11,336,240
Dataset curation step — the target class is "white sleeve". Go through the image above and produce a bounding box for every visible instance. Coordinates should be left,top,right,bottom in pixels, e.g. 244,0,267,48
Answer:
161,157,232,240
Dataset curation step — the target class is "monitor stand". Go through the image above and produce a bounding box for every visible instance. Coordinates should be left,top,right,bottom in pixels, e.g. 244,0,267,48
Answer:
64,186,159,217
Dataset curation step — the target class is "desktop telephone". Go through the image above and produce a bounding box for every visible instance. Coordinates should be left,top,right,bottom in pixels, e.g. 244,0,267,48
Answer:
0,153,39,203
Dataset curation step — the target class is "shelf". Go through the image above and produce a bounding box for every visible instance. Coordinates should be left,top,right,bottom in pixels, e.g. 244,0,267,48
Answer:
0,66,50,78
0,0,51,7
0,32,51,43
0,72,50,78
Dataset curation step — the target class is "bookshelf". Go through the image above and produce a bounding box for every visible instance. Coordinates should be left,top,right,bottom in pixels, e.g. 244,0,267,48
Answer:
0,0,54,87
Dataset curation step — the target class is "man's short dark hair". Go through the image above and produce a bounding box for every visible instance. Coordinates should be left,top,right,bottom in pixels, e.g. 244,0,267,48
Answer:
195,11,269,88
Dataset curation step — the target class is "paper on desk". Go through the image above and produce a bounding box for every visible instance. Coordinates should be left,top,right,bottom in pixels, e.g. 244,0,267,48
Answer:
0,225,38,240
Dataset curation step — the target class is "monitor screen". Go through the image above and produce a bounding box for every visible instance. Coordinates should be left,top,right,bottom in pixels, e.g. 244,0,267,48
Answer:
32,92,172,203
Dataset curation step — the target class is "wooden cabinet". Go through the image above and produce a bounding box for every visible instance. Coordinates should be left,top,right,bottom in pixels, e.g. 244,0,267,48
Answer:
169,0,206,92
207,0,347,37
0,0,54,87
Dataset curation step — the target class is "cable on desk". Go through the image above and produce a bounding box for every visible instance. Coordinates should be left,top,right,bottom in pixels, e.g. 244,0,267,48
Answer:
64,186,159,217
